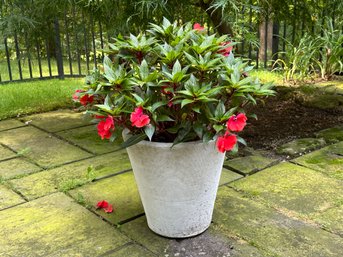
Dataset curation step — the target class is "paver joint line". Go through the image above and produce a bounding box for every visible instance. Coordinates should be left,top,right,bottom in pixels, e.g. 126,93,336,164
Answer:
118,212,146,225
93,168,133,182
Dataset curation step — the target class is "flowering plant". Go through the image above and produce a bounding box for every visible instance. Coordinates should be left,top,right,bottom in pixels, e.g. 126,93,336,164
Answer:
73,18,274,153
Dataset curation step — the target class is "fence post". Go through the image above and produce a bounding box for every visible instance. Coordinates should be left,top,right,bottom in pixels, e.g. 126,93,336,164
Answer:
54,18,64,79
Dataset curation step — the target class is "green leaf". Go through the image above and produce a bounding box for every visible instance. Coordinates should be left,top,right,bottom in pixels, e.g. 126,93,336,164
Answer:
172,60,182,75
172,125,191,146
249,113,258,120
144,124,155,141
192,106,201,113
193,123,203,138
213,124,224,133
214,102,225,118
156,115,174,122
151,101,166,112
132,93,144,104
237,136,247,146
181,99,194,108
121,133,147,149
140,59,149,80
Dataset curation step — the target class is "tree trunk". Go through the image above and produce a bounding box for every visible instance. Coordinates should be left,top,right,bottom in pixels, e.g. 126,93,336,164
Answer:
199,1,234,36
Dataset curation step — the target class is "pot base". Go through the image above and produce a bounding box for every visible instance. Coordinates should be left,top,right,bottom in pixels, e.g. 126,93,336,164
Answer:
148,222,210,239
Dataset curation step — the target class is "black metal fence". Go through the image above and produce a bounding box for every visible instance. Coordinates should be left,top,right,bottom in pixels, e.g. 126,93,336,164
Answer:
0,4,339,83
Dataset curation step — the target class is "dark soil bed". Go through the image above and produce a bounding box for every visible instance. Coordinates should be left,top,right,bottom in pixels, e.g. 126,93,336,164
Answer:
242,95,343,151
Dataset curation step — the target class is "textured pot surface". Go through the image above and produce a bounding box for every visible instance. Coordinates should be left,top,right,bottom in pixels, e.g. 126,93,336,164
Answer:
124,133,225,238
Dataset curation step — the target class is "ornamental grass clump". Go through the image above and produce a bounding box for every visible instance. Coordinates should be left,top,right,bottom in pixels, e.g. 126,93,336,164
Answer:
73,18,274,153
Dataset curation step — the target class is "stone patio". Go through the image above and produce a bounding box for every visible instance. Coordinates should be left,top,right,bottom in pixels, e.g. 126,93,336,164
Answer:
0,109,342,256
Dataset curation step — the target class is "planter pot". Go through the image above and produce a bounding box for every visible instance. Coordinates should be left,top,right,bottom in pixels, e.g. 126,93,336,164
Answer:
123,132,225,238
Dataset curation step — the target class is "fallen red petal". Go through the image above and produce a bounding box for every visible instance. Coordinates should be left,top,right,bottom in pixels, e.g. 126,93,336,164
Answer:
96,200,109,209
104,204,114,213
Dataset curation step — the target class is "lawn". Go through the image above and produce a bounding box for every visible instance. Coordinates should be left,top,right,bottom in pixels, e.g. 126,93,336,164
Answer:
0,78,83,120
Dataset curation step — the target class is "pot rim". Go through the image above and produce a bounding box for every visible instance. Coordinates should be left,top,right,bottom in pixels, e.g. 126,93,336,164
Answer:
122,129,215,148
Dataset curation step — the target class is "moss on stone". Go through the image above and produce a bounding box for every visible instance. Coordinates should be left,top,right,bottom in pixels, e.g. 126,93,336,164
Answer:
0,119,25,131
0,126,92,168
0,145,16,161
231,162,343,215
213,187,343,257
0,193,130,256
224,155,276,175
10,151,131,200
293,143,343,180
57,125,122,154
0,184,25,210
21,109,91,132
311,206,343,237
219,168,242,185
69,171,143,224
0,158,41,180
276,138,326,156
316,126,343,143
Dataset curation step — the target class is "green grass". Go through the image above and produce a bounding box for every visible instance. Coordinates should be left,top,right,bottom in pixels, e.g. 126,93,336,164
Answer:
250,70,284,85
0,78,83,120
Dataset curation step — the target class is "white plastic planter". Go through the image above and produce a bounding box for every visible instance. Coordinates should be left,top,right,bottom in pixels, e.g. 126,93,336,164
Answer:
124,132,225,238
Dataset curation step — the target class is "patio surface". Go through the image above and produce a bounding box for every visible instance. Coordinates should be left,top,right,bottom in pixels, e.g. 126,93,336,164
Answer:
0,109,342,257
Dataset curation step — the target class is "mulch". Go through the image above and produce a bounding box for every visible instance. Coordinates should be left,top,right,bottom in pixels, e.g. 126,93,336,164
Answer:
242,96,343,150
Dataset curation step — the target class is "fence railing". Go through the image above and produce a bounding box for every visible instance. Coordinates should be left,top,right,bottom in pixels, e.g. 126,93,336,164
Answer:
0,5,339,84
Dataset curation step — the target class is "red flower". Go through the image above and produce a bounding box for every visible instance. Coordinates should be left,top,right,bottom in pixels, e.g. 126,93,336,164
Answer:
104,204,114,213
216,133,237,153
193,23,204,31
226,113,247,132
79,94,94,106
97,115,115,139
130,107,150,128
72,89,84,100
219,41,233,56
96,200,109,209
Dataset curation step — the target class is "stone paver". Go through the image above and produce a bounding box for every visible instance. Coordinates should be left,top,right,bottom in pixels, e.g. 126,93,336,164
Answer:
57,125,121,154
231,162,343,216
0,119,25,131
0,126,92,168
0,158,41,180
276,138,326,156
21,109,91,132
10,151,131,200
0,185,25,210
213,187,343,257
0,192,130,256
104,243,154,257
219,168,242,185
121,216,264,256
224,155,276,175
316,126,343,143
69,171,143,224
293,142,343,180
0,145,16,161
311,206,343,236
